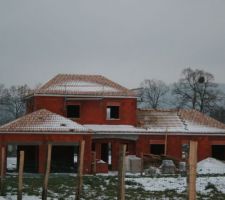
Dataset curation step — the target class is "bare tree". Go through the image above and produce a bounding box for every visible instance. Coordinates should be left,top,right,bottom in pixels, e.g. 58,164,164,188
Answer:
140,79,169,109
210,105,225,124
0,84,7,101
0,84,31,119
173,68,223,113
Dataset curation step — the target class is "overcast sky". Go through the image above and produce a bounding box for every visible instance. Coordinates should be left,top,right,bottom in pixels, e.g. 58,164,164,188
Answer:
0,0,225,88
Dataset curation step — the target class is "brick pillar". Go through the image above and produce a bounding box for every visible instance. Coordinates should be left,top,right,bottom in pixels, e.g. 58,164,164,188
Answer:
38,144,47,174
111,141,120,171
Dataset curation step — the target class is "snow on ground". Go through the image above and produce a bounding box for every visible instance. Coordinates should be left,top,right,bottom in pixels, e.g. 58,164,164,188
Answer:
126,176,225,194
197,157,225,174
127,176,186,193
2,157,225,199
0,196,41,200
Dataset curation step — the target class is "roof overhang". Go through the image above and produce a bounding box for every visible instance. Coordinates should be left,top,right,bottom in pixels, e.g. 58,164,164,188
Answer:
93,134,139,141
0,131,92,135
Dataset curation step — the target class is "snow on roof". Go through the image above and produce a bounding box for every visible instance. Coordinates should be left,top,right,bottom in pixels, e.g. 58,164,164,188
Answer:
84,125,148,134
0,109,90,134
137,109,225,134
197,157,225,174
34,74,135,97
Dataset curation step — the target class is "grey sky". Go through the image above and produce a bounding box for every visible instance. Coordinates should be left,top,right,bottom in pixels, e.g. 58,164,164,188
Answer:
0,0,225,89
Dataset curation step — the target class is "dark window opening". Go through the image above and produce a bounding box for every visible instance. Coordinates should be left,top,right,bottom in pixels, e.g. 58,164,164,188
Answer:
212,145,225,160
150,144,165,155
51,146,77,173
101,143,109,163
107,106,119,119
92,143,95,151
67,105,80,118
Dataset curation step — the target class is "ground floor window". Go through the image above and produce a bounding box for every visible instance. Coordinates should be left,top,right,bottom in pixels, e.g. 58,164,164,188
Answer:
212,145,225,160
150,144,165,155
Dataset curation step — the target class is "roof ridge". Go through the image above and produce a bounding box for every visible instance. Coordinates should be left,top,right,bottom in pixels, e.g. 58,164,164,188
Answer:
177,110,188,131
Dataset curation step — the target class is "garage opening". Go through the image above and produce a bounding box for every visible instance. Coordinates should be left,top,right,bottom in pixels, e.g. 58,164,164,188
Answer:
51,145,78,173
150,144,165,155
17,145,39,173
212,145,225,160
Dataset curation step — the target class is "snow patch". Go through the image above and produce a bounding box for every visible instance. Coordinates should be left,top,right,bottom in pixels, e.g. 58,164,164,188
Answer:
197,157,225,174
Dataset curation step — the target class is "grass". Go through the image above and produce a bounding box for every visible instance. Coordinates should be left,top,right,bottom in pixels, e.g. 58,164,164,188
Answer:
1,173,225,199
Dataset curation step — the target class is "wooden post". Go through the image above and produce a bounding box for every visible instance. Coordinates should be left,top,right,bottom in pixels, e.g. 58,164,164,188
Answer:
0,146,5,195
140,152,144,176
18,151,24,200
42,144,52,200
188,141,198,200
164,129,168,156
118,144,126,200
93,152,96,175
76,140,85,200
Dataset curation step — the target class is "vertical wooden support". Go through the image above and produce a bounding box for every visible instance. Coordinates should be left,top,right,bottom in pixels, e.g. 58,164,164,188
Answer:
188,141,198,200
93,152,96,175
164,130,168,156
140,152,144,176
0,146,5,195
42,144,52,200
76,140,85,200
118,144,126,200
18,151,24,200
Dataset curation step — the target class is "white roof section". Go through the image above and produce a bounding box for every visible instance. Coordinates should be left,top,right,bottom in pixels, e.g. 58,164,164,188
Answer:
85,123,225,135
48,81,119,93
146,122,225,133
0,109,90,134
84,124,148,134
34,74,135,97
138,109,225,134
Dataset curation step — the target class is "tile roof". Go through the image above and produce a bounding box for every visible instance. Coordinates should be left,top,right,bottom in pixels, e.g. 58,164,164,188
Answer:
0,109,90,133
34,74,135,97
137,109,225,134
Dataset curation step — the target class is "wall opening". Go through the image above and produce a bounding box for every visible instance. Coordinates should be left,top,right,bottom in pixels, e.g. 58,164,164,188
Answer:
101,143,109,163
51,145,78,172
67,105,80,118
150,144,165,155
212,145,225,160
106,106,119,119
17,145,39,173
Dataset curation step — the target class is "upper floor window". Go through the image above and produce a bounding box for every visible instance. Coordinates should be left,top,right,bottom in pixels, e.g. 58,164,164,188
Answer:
67,105,80,119
106,106,119,120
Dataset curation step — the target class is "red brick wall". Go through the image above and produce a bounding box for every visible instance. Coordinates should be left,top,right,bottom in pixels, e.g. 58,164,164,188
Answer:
137,135,225,161
29,96,137,125
0,133,92,174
